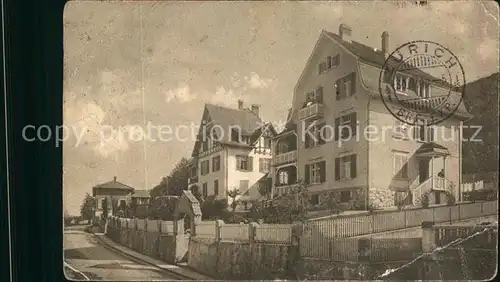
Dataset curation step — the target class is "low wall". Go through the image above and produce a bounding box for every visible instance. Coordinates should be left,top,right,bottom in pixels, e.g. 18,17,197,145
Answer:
301,258,421,280
106,220,181,264
188,237,295,279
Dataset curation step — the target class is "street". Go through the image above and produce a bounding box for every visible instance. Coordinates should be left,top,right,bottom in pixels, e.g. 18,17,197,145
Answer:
64,228,180,280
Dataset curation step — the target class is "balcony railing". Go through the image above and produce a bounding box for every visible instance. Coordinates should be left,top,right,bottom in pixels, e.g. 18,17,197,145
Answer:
299,103,324,120
274,150,297,166
188,176,198,184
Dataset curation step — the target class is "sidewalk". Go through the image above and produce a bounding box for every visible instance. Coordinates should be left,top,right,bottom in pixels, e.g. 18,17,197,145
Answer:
95,233,213,280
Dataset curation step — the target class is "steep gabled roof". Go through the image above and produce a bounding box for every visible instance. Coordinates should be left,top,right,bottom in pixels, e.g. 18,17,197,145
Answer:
323,31,455,90
249,122,277,145
191,103,266,157
205,103,263,135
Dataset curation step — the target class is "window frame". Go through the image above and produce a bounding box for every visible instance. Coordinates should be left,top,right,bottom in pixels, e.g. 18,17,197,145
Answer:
202,182,208,197
201,159,210,175
393,151,409,179
259,158,271,173
236,155,253,171
212,155,221,172
278,170,289,186
214,180,219,195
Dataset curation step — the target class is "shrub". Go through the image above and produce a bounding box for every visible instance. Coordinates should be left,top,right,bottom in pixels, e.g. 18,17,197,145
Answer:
201,196,228,220
445,192,456,206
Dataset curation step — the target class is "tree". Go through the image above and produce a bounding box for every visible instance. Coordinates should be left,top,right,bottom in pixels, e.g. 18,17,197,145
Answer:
201,195,228,220
249,179,310,224
102,197,109,219
190,185,203,203
151,158,191,198
80,193,96,224
258,178,273,199
228,188,241,212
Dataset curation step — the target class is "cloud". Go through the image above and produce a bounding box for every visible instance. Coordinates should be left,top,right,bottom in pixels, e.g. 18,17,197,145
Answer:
165,83,197,103
244,72,275,89
210,86,238,106
64,96,130,158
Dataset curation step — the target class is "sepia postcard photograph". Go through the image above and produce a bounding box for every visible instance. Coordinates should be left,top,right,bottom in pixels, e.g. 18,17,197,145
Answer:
61,0,498,280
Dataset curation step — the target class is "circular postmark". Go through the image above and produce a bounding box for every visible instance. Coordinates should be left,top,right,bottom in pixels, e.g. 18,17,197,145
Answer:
378,41,466,126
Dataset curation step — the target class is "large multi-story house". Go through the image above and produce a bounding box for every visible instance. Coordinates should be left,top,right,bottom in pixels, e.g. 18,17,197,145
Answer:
188,101,275,208
271,24,472,210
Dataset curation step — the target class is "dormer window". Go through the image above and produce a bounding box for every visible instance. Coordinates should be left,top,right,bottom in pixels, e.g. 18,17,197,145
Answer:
231,128,241,142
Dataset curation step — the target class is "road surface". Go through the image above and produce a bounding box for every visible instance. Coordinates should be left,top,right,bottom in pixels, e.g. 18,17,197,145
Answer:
64,229,180,280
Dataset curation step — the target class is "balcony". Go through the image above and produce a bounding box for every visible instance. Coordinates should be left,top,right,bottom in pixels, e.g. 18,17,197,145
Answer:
188,176,198,185
274,150,297,166
299,103,324,120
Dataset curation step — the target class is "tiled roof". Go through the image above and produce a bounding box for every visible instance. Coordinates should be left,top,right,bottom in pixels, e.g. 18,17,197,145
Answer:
93,179,134,190
415,141,450,156
132,190,151,198
205,104,262,135
324,31,455,90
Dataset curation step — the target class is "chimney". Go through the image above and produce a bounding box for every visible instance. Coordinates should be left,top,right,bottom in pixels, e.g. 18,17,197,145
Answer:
114,176,117,182
238,100,244,110
339,24,352,42
381,31,389,58
251,104,261,118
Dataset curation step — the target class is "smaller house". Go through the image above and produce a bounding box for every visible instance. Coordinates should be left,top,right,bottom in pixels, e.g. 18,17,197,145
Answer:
129,189,151,206
93,176,135,218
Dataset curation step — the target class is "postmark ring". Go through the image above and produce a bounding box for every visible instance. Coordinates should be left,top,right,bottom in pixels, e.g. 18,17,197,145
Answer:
378,40,466,127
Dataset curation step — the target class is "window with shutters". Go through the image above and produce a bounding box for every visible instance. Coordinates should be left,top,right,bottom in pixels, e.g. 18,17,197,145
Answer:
320,54,340,74
259,158,271,173
335,112,357,141
336,72,356,100
212,156,221,172
305,161,326,185
202,182,208,197
304,86,324,107
305,121,327,148
413,125,434,142
393,151,409,179
201,160,210,175
214,180,219,195
335,154,357,181
318,62,327,74
236,155,253,171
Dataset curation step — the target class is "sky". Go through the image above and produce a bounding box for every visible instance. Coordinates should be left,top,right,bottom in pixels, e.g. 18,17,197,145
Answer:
63,0,499,216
